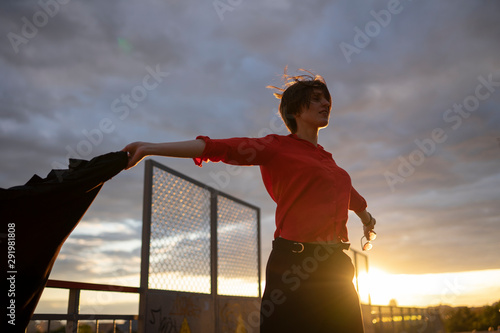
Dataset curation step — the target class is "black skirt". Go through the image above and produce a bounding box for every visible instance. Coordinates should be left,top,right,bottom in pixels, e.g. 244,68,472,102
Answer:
260,238,365,333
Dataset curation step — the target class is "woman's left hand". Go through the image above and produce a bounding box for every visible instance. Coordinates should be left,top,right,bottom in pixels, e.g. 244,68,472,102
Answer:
363,214,376,239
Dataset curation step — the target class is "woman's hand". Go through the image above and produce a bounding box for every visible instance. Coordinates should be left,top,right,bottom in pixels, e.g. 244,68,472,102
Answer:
362,213,376,240
121,141,151,170
356,209,377,239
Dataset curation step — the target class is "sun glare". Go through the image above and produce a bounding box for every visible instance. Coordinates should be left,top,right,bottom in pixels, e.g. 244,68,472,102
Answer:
357,267,500,307
360,267,418,306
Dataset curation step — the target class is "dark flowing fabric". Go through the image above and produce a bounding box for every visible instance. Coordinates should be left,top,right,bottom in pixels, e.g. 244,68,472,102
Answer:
260,238,365,333
1,151,128,332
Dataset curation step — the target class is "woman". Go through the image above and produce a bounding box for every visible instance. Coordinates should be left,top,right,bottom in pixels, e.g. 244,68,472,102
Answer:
122,70,376,332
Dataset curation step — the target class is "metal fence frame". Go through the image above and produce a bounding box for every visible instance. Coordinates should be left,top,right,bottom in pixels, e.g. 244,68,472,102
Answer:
29,279,139,333
139,159,262,333
370,305,444,333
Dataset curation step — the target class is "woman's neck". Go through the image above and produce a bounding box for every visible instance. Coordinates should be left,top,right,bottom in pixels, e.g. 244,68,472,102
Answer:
295,128,319,146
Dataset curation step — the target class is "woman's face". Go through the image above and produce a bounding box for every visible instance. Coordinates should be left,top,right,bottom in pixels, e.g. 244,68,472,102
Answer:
295,89,332,131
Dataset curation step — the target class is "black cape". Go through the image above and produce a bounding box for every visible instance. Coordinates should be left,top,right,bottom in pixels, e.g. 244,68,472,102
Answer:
1,151,128,332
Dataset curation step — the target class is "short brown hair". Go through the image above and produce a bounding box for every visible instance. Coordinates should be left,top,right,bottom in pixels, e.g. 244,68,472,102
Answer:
268,68,331,133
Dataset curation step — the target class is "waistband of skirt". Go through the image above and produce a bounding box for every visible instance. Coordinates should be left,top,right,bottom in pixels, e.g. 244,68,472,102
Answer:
272,237,350,254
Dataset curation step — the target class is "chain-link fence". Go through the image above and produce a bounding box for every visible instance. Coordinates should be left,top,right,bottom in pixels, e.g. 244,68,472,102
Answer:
141,159,261,298
148,167,213,293
217,195,260,297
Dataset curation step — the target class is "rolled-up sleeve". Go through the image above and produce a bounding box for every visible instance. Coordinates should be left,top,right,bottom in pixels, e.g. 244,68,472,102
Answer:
193,135,276,167
348,186,367,212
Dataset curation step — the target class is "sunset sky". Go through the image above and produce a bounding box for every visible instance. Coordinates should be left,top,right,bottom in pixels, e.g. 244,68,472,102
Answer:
1,0,499,313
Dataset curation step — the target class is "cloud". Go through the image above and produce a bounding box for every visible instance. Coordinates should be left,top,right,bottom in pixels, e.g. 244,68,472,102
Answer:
50,223,142,281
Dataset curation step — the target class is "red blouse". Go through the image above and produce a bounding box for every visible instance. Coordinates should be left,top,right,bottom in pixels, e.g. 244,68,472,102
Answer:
193,134,367,243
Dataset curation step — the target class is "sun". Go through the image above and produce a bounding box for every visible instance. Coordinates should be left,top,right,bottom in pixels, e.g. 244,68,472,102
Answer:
357,267,422,306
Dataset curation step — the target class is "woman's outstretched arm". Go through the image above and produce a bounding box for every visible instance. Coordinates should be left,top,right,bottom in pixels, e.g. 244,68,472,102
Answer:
121,139,206,170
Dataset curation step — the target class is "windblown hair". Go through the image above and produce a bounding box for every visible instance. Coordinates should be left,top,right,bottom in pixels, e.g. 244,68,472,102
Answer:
267,67,331,133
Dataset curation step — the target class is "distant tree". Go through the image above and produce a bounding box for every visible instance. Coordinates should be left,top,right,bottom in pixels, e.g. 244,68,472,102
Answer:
78,324,93,333
477,301,500,331
443,301,500,332
388,299,398,307
445,307,476,332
